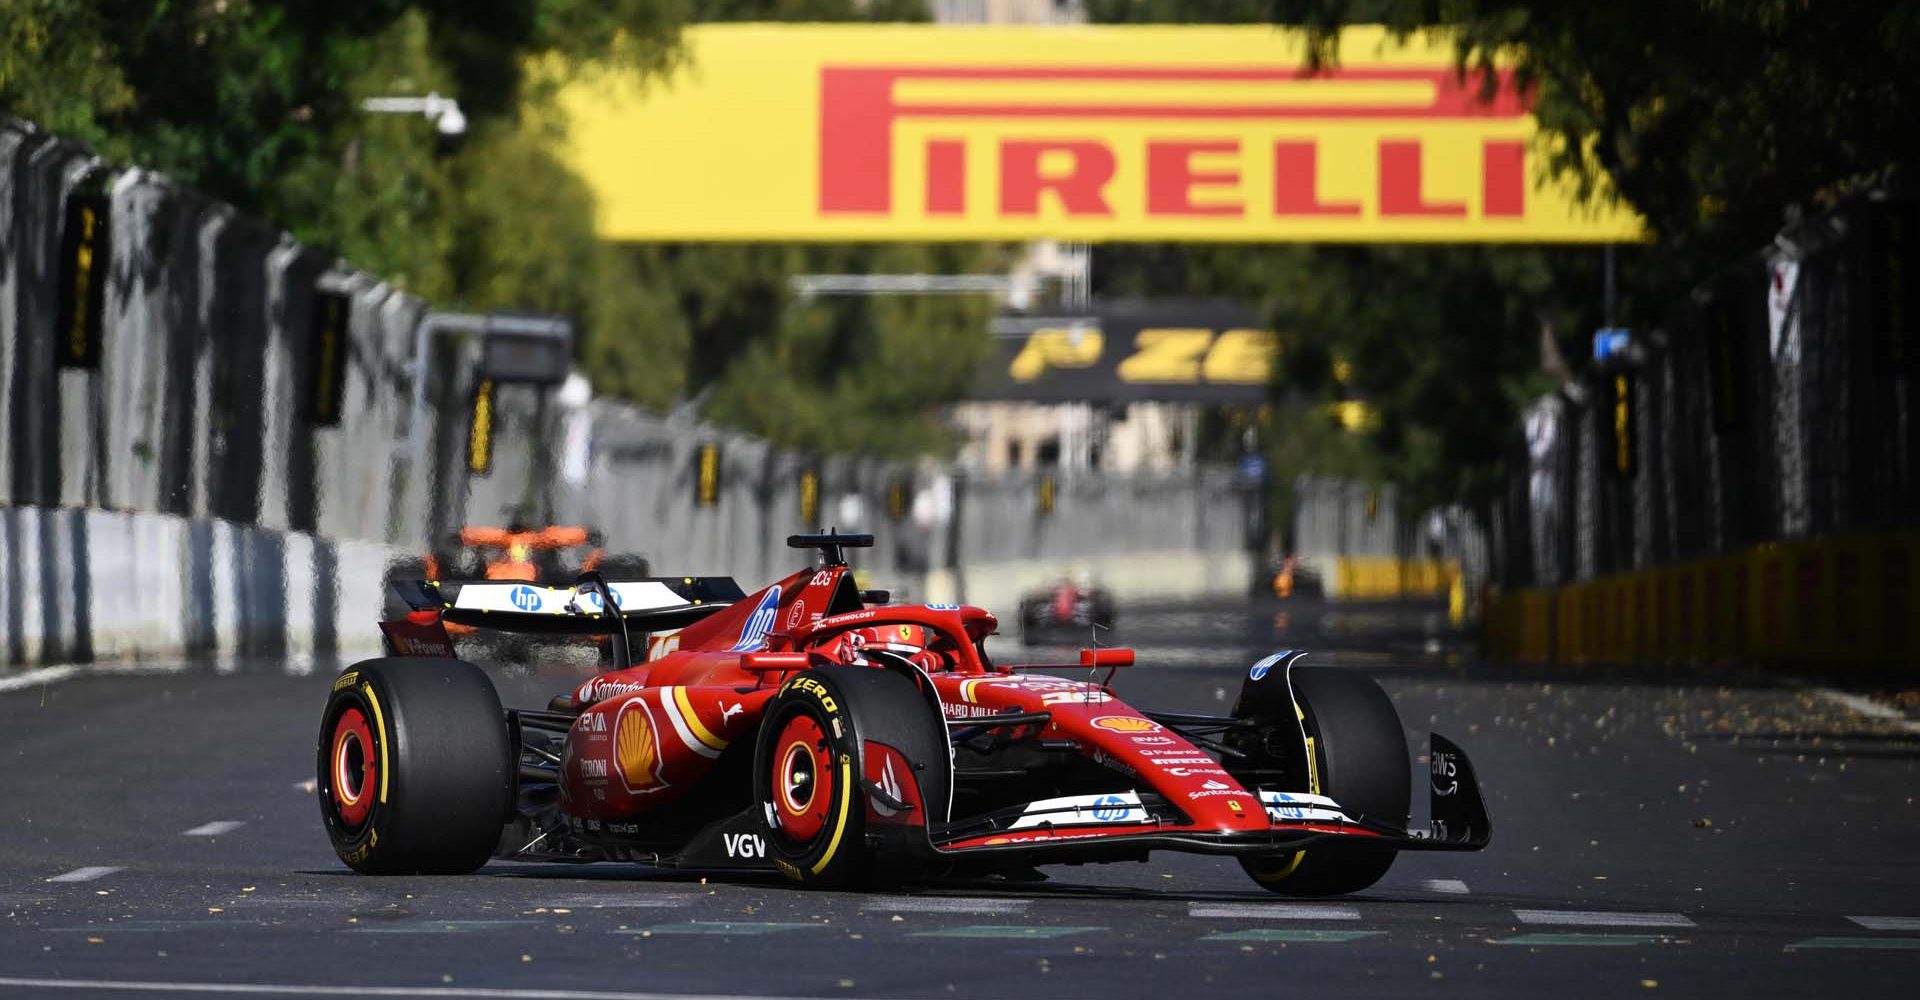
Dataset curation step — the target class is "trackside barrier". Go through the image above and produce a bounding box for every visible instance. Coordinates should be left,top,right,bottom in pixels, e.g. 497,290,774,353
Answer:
1484,529,1920,667
0,118,1262,669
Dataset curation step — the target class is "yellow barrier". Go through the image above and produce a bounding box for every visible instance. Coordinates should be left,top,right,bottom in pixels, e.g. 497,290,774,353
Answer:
1330,556,1460,601
1485,529,1920,668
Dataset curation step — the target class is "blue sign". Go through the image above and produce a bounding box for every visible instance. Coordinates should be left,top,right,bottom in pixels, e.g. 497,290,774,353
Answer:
729,586,783,651
925,603,960,612
509,585,543,612
1593,327,1631,362
580,588,623,612
1238,454,1267,480
1090,795,1130,822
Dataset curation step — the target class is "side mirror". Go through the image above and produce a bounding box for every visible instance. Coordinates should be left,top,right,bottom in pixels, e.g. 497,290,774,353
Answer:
1079,647,1134,668
740,651,811,672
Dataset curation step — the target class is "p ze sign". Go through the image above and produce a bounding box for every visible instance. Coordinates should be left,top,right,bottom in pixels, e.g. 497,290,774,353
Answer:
556,25,1643,243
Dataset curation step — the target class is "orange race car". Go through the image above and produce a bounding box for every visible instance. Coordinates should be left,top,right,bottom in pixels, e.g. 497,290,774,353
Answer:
383,514,649,628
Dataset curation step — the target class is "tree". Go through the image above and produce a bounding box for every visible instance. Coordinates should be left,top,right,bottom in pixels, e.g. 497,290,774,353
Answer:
1280,1,1920,266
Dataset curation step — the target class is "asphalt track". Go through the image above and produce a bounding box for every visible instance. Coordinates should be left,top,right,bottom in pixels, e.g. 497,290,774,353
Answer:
3,596,1918,999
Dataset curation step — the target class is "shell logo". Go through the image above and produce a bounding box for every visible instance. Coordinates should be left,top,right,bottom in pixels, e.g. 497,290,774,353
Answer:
615,699,666,793
1092,716,1161,733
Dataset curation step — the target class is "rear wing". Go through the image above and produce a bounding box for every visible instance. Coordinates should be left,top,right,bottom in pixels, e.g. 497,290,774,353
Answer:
391,577,742,634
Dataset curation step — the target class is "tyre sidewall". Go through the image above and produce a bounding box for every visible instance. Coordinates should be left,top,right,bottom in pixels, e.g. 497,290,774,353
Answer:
317,658,511,874
755,670,866,884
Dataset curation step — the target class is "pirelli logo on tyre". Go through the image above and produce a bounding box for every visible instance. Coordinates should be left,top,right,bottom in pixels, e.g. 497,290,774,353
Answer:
333,671,359,693
555,25,1644,243
782,676,840,714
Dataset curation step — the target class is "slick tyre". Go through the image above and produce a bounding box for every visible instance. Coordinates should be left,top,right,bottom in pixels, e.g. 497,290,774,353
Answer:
1239,665,1409,896
317,658,512,875
754,667,949,888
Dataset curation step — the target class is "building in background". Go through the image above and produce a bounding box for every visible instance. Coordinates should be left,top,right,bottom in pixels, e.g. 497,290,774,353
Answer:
932,0,1085,24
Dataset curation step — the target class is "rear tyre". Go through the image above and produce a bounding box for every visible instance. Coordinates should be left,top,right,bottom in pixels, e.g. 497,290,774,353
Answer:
754,667,948,888
317,657,512,874
1234,665,1408,896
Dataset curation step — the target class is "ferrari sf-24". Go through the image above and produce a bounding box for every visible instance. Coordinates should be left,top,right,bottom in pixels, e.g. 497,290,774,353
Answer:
318,532,1490,895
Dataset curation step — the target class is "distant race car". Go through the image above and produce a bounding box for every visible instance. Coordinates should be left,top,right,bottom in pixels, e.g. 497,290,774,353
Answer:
1017,577,1116,645
320,532,1490,895
382,515,647,624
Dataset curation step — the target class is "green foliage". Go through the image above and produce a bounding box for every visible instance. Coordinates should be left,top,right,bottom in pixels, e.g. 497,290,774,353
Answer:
1280,1,1920,264
1092,3,1918,509
659,242,1007,457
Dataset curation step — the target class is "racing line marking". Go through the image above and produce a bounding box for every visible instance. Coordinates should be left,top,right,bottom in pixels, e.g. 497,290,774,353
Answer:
46,866,122,883
615,922,818,936
862,896,1029,915
1420,879,1471,894
907,925,1104,939
181,821,245,837
1200,929,1383,943
0,665,79,693
346,921,543,934
1513,910,1695,928
532,895,695,910
1494,933,1667,948
0,978,893,1000
1810,689,1920,734
1188,902,1361,921
1848,916,1920,931
1786,937,1920,951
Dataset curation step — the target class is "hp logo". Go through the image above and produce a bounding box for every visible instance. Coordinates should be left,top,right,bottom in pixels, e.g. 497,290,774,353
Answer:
509,585,543,612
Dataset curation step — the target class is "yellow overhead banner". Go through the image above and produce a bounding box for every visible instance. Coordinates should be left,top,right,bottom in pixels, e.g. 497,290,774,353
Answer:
556,25,1644,243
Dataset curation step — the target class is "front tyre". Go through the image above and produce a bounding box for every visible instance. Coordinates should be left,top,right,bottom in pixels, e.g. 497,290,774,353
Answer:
1235,665,1408,896
754,667,948,888
317,657,512,874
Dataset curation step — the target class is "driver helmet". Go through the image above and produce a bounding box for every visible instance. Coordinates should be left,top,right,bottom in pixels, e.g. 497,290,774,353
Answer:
849,623,931,655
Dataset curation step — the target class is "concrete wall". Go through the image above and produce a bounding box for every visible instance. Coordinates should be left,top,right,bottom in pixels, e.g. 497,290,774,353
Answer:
0,505,395,670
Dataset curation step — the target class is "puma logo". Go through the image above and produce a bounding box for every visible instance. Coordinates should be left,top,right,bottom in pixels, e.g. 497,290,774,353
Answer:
721,702,743,724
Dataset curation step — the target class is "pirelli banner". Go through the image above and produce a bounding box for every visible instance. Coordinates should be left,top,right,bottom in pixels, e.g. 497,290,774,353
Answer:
556,25,1644,243
977,300,1274,403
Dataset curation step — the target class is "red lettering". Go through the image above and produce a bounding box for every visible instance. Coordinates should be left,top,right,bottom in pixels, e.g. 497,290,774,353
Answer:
926,139,966,215
819,69,894,213
1483,139,1525,217
1379,140,1465,217
1146,140,1242,216
1272,140,1359,216
1000,140,1116,216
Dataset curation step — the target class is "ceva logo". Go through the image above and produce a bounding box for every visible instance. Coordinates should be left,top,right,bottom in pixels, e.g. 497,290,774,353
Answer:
729,586,783,652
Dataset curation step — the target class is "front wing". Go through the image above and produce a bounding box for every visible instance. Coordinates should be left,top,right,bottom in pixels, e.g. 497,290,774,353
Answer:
927,732,1491,863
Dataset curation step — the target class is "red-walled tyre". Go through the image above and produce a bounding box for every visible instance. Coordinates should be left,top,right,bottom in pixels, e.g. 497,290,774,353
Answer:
753,666,949,888
317,657,512,874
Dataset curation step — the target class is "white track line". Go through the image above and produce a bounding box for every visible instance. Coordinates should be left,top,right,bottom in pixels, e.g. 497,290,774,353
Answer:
862,896,1029,914
1189,902,1360,920
1514,909,1694,928
1421,879,1471,894
47,866,122,883
0,977,895,999
1811,690,1920,734
533,896,693,909
1849,916,1920,931
181,821,245,837
0,666,79,693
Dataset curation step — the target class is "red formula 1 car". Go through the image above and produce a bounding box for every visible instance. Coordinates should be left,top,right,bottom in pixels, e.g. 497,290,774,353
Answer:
318,532,1490,895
